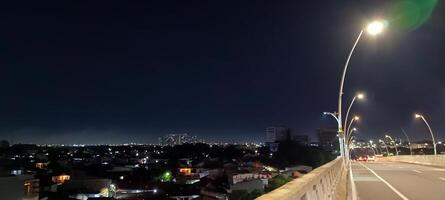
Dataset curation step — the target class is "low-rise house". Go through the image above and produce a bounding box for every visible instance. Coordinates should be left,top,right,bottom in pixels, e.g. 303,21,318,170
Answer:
0,174,39,200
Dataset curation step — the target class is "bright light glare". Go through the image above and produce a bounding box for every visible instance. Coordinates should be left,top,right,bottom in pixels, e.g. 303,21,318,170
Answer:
367,21,385,35
415,113,422,118
352,128,357,131
354,116,360,120
357,93,365,99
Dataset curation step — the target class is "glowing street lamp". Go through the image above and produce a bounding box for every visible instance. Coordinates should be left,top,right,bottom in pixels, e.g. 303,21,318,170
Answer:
344,93,365,136
415,113,437,155
385,134,399,156
344,116,359,162
337,20,386,158
401,128,413,155
379,139,390,156
346,116,360,140
323,111,344,156
343,93,364,164
346,128,358,163
367,21,386,35
323,112,341,126
347,127,358,145
351,127,358,133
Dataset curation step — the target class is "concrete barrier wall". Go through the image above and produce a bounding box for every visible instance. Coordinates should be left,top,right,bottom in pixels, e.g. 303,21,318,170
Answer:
378,155,445,167
256,157,347,200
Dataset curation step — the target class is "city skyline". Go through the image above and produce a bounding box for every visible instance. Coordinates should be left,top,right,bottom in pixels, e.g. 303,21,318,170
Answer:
2,1,445,200
1,1,445,144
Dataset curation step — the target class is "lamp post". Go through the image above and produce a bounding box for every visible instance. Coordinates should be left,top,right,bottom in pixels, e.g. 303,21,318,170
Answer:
323,112,343,155
385,135,399,156
379,139,390,156
369,140,377,155
346,128,358,163
336,20,386,158
344,93,365,136
347,127,358,146
346,128,358,157
348,136,356,160
345,116,360,160
415,114,437,155
323,112,341,126
346,116,360,142
401,128,413,155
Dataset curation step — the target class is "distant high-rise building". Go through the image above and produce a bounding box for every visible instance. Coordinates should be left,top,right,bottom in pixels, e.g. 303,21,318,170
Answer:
291,134,309,146
159,134,201,146
265,127,290,143
317,129,339,153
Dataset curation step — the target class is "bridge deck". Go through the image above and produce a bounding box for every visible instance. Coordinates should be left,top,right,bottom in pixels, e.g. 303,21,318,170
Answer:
352,161,445,200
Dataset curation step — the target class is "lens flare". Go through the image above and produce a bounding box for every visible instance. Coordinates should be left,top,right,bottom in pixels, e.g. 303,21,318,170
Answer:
389,0,438,30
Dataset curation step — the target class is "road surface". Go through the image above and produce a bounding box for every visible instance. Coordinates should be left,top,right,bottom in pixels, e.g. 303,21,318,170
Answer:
351,161,445,200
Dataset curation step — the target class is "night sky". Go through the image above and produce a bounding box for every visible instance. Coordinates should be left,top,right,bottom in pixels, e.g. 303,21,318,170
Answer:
0,1,444,144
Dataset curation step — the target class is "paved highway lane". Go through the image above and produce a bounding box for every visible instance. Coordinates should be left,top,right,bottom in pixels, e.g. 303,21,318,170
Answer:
351,161,445,200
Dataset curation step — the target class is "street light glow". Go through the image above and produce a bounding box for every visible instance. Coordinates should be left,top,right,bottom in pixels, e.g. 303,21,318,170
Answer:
338,18,387,159
354,116,360,120
357,93,365,99
367,20,385,35
414,113,437,155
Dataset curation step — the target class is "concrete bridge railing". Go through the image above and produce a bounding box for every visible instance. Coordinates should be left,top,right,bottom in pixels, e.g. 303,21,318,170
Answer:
256,157,348,200
378,155,445,167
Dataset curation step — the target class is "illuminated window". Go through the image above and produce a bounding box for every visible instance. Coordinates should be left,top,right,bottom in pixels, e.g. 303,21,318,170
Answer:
179,168,192,176
52,174,71,184
36,162,47,169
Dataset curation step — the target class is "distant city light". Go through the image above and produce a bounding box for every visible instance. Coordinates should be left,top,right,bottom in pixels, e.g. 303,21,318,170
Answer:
161,171,173,182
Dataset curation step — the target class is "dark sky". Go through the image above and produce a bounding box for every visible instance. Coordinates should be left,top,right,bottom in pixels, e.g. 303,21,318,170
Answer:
0,1,444,144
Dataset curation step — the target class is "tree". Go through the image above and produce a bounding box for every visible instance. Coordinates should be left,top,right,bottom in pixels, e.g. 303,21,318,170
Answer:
266,175,293,192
